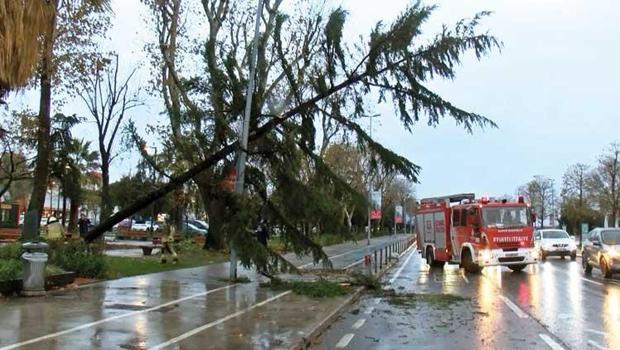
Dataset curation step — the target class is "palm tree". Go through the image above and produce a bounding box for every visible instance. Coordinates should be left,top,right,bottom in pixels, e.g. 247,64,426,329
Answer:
62,139,99,232
0,1,54,99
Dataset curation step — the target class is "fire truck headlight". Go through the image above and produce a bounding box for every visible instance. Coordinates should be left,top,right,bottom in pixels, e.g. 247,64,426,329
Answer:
479,249,493,262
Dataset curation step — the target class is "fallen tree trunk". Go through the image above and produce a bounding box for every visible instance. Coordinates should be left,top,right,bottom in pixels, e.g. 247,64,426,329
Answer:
84,65,386,242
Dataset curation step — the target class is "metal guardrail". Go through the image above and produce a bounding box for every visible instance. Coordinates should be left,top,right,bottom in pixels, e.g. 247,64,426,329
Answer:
343,236,417,275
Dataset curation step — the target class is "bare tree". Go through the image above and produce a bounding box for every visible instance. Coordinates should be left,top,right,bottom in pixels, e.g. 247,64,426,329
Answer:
519,175,556,228
589,142,620,227
78,55,141,221
562,163,590,208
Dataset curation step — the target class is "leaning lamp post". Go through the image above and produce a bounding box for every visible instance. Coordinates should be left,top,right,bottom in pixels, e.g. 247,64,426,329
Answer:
363,113,380,245
230,0,264,280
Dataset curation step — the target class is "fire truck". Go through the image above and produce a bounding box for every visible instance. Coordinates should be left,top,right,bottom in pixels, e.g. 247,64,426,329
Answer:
415,193,538,273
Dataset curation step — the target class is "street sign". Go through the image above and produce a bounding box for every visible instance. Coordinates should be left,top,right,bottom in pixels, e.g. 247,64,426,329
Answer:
370,191,382,220
395,205,403,224
581,223,589,236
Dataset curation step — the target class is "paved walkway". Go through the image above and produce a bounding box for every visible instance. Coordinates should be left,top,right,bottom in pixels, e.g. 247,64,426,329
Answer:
0,234,412,350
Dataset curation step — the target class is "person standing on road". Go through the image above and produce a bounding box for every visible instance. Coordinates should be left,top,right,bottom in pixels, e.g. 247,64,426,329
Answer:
256,219,269,247
78,214,91,238
161,220,178,264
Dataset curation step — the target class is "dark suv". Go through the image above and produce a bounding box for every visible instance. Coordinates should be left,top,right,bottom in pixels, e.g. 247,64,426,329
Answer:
582,228,620,278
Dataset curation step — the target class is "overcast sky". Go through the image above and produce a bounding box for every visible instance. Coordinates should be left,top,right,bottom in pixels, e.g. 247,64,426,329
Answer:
11,0,619,199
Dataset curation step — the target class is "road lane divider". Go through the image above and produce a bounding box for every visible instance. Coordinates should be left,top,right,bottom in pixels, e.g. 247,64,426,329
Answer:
0,284,237,350
539,334,565,350
335,333,355,348
352,318,366,330
149,291,292,350
388,249,416,284
585,329,607,336
363,306,374,315
343,258,365,270
587,339,608,350
499,295,529,319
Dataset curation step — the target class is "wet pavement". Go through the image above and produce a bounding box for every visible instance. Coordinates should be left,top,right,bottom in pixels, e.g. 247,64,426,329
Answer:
313,251,620,350
0,234,409,350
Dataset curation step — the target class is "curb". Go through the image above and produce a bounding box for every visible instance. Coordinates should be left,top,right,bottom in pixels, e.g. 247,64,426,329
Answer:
288,239,416,350
288,286,365,350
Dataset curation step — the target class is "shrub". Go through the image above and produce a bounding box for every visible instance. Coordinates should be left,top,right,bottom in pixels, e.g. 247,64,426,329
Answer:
48,241,107,278
0,243,22,260
0,259,21,281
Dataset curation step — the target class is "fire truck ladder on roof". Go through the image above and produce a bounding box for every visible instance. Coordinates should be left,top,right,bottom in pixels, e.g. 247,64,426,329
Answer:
420,193,475,204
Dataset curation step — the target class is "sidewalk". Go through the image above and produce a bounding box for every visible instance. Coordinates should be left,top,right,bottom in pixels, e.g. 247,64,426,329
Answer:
0,234,413,350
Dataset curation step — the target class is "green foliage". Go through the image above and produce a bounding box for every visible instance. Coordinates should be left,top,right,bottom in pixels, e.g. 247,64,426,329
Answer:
0,259,21,281
105,248,228,278
0,243,22,260
261,278,349,298
47,241,107,278
351,272,381,290
128,0,501,275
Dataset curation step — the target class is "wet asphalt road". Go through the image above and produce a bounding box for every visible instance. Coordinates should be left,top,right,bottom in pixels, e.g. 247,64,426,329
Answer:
314,250,620,350
0,234,410,350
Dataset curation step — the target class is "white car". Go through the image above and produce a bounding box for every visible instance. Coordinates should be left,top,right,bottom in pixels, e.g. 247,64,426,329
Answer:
131,220,160,231
534,229,577,261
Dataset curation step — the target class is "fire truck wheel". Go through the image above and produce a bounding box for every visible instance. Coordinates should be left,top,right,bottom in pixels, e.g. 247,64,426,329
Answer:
426,247,435,267
462,249,481,274
508,264,526,272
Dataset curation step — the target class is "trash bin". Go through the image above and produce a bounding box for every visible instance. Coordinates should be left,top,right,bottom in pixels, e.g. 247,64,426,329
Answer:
21,242,49,296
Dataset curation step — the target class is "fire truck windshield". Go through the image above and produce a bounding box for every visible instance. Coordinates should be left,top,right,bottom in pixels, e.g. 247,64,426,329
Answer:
481,206,529,228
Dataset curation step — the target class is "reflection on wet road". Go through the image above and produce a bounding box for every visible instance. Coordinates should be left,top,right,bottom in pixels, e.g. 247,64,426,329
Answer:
315,252,620,350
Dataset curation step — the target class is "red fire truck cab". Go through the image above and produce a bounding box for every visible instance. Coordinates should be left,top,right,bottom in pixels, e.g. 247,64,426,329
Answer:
415,193,538,273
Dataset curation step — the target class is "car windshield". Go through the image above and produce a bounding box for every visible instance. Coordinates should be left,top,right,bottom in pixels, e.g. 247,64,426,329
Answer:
601,229,620,245
542,230,569,239
482,206,529,228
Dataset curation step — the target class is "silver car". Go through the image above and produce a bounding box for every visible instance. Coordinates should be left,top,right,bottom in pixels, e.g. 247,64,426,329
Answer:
582,228,620,278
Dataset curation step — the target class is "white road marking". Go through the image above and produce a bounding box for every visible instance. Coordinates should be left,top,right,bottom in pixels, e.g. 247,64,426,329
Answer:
585,329,607,336
0,284,237,350
352,318,366,330
461,273,470,284
581,277,604,286
587,339,608,350
335,333,355,348
539,334,565,350
364,306,375,315
149,291,292,350
343,258,364,270
388,249,416,284
499,295,529,319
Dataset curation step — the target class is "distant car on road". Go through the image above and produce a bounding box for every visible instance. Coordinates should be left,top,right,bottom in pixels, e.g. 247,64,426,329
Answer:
182,221,208,237
582,228,620,278
534,229,577,261
131,220,160,231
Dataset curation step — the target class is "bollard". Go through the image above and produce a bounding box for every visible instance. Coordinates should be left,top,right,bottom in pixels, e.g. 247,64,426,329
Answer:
374,250,378,274
379,249,383,269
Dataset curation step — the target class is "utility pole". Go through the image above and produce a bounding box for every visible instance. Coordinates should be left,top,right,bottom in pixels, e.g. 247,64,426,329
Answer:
230,0,264,280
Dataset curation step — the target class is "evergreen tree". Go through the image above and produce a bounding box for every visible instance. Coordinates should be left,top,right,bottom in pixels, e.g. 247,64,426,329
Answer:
88,2,500,273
